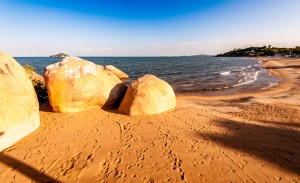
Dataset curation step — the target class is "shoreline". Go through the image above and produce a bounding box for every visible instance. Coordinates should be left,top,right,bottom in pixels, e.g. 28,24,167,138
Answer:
18,56,278,96
177,57,295,100
173,57,283,97
0,57,299,182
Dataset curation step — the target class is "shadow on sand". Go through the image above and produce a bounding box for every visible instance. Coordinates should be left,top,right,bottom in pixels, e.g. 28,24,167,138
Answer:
0,153,60,182
222,96,254,103
260,120,300,129
39,102,52,112
196,119,300,174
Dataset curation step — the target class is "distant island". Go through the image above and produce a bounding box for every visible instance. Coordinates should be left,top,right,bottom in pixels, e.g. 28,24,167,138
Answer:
217,45,300,57
50,53,69,57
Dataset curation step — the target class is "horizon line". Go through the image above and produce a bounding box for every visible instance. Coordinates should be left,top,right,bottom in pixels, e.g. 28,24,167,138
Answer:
13,55,215,58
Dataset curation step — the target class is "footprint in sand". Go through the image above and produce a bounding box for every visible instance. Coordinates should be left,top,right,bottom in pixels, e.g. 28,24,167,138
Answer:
114,158,121,164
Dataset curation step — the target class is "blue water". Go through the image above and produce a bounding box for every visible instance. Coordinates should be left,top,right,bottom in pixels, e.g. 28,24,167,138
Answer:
15,56,282,95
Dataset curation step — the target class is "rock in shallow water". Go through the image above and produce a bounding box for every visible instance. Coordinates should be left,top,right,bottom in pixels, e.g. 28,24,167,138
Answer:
44,57,127,113
118,74,176,115
0,51,40,151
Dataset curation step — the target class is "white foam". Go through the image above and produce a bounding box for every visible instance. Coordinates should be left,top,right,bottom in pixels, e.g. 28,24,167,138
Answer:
220,71,231,75
233,70,260,87
261,82,278,90
174,83,194,87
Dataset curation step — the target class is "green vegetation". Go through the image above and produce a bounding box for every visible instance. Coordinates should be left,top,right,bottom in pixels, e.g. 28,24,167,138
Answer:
22,64,48,103
33,80,48,103
217,46,300,57
23,64,35,74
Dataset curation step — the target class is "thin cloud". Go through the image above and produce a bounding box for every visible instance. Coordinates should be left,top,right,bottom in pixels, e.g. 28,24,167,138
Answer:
83,48,112,53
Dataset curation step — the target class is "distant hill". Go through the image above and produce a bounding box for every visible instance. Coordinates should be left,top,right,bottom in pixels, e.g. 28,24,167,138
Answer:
50,53,69,57
217,46,300,57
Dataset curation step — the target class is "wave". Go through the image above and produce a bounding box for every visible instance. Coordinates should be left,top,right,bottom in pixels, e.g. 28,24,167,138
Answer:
261,82,278,90
174,83,195,87
220,71,231,75
233,70,260,87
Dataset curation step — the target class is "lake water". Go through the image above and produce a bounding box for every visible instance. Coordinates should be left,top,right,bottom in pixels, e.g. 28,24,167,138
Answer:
15,56,282,95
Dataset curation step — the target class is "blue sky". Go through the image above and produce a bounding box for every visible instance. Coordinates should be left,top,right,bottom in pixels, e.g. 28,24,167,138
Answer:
0,0,299,56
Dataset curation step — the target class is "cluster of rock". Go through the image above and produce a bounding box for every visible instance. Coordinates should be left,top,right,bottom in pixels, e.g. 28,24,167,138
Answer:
44,57,127,112
43,56,176,115
0,51,176,151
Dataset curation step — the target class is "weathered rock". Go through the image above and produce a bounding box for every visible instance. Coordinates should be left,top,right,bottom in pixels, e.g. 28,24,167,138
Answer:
26,71,48,103
118,74,176,115
0,51,40,151
44,57,126,112
26,70,45,85
104,65,129,80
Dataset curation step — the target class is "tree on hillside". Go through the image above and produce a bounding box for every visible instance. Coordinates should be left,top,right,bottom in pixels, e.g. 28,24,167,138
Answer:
294,46,300,54
216,46,300,57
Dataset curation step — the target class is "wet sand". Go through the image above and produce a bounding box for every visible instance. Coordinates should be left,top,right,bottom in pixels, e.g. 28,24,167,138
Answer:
0,57,299,182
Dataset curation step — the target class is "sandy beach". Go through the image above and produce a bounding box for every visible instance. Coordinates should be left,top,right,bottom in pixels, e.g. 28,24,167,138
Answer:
0,57,299,182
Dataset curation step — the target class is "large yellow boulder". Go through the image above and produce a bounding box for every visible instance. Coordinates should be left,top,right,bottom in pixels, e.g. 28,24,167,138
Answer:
44,57,126,112
0,51,40,151
104,65,129,80
118,74,176,115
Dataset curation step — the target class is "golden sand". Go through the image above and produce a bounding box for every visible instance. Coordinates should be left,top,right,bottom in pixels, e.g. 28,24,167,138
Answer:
0,57,299,182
